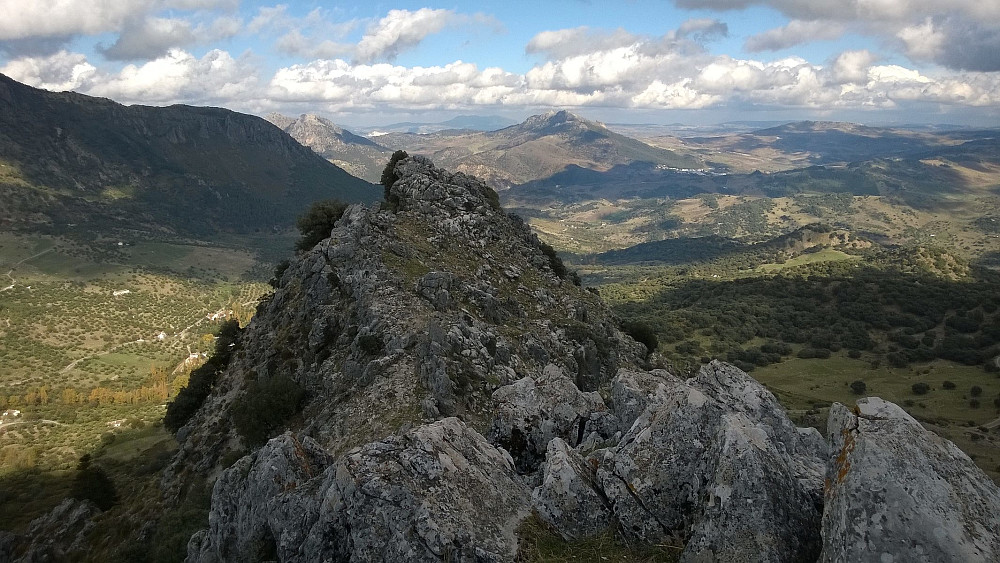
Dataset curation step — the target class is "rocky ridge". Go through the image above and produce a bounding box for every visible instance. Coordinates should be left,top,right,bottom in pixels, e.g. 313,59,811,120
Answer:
165,157,999,561
10,156,997,561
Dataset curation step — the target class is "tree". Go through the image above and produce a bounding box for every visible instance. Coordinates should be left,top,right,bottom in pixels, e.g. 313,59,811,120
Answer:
70,454,118,511
850,380,867,395
971,385,983,397
912,382,930,395
622,320,659,355
164,320,241,433
232,375,305,447
381,150,409,203
295,200,348,251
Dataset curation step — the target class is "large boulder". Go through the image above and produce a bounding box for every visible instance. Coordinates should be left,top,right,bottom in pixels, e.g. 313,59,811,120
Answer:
598,361,826,561
821,397,1000,562
489,363,617,473
532,437,614,540
187,432,334,562
303,417,530,562
189,419,530,562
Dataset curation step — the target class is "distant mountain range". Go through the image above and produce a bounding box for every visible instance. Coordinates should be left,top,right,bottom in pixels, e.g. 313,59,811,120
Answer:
371,110,702,188
361,115,519,134
0,74,377,239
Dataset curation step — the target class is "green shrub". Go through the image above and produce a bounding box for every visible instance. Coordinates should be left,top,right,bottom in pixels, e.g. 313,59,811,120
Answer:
622,320,658,355
538,241,569,279
232,375,306,447
69,454,118,511
381,150,409,205
164,320,240,433
971,385,983,397
797,347,831,359
269,260,290,288
850,380,867,395
912,382,930,395
942,380,956,389
295,199,348,251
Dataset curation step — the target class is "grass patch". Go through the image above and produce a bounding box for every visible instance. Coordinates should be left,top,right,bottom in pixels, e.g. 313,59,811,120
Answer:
756,248,860,272
517,513,680,562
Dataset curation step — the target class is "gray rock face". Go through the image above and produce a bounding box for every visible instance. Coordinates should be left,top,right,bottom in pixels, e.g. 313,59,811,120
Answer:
490,363,617,473
821,397,1000,562
532,437,614,540
188,432,333,562
6,498,100,562
188,418,530,563
315,417,531,562
163,156,643,496
611,367,683,431
598,361,825,561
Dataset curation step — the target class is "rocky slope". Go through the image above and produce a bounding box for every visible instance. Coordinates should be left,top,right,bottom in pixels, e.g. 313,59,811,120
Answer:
170,157,1000,561
9,157,998,561
0,74,377,237
266,113,391,183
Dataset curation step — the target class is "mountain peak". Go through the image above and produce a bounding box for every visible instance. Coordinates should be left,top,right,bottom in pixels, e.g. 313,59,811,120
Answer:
522,109,596,130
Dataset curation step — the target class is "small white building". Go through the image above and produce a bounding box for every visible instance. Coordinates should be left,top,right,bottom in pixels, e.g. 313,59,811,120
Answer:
2,409,21,418
113,289,131,297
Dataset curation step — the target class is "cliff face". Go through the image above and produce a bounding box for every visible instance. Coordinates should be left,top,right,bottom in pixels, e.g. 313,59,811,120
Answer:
155,157,1000,561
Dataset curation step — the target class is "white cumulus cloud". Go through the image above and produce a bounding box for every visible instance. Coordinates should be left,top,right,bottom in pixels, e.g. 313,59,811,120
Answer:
1,50,97,91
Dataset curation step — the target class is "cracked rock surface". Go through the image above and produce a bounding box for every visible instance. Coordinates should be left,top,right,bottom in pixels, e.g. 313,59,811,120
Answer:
822,397,1000,562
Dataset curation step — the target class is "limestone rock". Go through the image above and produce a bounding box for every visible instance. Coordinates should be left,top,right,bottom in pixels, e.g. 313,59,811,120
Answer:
611,367,682,432
163,156,644,496
187,432,333,562
598,361,825,561
821,397,1000,562
490,363,617,473
532,437,614,540
309,417,531,562
7,498,100,562
188,419,530,562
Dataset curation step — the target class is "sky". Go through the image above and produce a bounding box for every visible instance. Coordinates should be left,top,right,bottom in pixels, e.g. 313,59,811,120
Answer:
1,0,999,127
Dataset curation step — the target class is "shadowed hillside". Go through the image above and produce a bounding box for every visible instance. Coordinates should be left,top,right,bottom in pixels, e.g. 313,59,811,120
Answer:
0,74,378,239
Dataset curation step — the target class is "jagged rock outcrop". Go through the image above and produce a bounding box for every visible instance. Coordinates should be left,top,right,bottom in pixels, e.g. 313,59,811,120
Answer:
189,418,530,562
164,154,643,499
187,432,333,561
489,363,618,473
594,362,826,561
3,498,100,562
822,397,1000,562
532,437,614,540
157,157,1000,563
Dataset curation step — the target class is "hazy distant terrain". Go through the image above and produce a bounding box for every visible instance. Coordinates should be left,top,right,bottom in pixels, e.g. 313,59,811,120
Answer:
370,110,701,188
